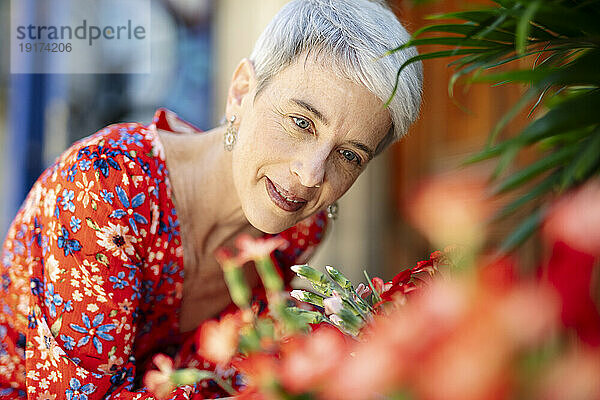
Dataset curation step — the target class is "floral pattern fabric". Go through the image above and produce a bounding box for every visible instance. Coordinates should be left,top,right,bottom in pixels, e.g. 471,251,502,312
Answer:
0,108,327,399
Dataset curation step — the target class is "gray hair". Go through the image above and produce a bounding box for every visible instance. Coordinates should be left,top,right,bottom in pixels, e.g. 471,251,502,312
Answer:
249,0,423,154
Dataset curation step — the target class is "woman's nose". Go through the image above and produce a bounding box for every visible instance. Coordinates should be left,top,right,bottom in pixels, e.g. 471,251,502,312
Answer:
290,154,326,188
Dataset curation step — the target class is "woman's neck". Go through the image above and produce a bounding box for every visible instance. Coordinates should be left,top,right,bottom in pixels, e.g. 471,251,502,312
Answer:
157,126,251,258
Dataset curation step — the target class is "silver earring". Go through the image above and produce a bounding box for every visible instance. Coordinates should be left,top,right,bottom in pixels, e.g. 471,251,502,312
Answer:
327,202,338,220
224,115,237,151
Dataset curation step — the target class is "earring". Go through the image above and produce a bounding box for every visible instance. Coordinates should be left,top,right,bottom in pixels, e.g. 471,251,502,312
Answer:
327,202,339,220
224,115,237,151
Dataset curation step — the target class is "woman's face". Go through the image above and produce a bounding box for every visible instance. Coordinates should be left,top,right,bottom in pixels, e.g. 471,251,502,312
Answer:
229,57,392,234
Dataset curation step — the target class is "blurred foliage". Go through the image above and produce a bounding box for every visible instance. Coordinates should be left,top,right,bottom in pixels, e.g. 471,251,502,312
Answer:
395,0,600,252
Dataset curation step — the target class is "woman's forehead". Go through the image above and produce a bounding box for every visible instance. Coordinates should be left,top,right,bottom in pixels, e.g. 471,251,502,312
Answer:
261,61,391,144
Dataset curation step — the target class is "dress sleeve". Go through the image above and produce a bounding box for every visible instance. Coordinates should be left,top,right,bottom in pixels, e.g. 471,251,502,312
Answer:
25,143,196,399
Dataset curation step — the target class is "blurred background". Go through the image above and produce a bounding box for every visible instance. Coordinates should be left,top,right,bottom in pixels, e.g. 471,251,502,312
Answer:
0,0,527,282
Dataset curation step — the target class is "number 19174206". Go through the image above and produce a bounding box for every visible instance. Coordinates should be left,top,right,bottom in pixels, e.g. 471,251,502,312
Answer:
19,42,72,53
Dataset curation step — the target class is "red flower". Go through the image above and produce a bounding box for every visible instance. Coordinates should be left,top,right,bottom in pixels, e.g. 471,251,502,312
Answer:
234,353,279,397
280,325,348,394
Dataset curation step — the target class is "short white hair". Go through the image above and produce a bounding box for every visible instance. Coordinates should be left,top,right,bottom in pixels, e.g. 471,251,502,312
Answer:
249,0,423,153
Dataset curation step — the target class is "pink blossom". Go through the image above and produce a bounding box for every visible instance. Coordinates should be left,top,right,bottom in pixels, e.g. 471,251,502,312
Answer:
197,313,242,366
323,291,343,315
544,180,600,256
355,283,371,299
143,354,175,400
235,234,288,264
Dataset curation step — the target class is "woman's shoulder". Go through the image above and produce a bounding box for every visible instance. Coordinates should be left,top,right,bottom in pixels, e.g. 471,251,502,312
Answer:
37,118,169,192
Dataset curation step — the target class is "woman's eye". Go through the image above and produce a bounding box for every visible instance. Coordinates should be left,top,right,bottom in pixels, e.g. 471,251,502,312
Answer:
292,116,311,131
339,149,361,166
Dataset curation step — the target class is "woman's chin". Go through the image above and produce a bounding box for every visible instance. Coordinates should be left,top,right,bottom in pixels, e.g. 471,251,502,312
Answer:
244,207,300,234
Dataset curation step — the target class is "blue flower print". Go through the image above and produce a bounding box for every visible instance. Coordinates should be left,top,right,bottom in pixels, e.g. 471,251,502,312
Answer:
136,156,153,179
99,189,114,204
57,226,82,257
1,274,11,292
64,300,73,312
67,163,78,182
44,283,63,318
109,271,129,290
109,186,148,235
79,159,92,171
157,262,178,289
61,189,75,212
65,377,96,400
119,128,144,147
60,334,76,350
70,216,82,233
159,210,180,242
30,277,43,296
130,278,141,301
109,366,134,391
27,312,37,329
30,217,43,247
123,262,141,281
90,146,123,178
69,312,116,354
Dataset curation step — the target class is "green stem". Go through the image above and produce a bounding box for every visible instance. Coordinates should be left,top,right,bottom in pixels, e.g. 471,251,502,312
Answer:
212,374,237,396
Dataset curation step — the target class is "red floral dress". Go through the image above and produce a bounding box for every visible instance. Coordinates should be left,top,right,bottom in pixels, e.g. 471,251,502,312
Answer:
0,109,327,399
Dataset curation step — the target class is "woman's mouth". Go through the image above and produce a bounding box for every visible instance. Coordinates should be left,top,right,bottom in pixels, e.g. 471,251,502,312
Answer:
265,178,307,212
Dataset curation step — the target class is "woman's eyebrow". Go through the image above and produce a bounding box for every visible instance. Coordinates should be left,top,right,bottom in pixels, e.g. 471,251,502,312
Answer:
290,98,329,125
349,140,374,161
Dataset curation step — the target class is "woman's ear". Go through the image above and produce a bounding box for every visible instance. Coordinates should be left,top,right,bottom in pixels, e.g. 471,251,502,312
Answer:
226,58,257,115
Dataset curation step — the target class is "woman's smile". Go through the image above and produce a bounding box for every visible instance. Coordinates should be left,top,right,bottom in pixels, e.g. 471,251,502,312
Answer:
265,177,308,212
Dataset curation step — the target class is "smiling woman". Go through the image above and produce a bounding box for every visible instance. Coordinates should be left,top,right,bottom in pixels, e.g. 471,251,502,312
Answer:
0,0,422,398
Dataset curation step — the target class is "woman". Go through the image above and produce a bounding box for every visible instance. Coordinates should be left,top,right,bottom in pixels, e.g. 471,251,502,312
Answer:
0,0,422,398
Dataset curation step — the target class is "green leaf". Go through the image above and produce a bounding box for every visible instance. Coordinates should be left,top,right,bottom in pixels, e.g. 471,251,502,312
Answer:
396,37,509,50
532,5,600,36
387,49,493,106
96,253,109,267
512,89,600,147
291,264,334,296
486,87,538,148
498,208,545,254
494,145,579,194
559,128,600,190
50,315,63,338
493,171,559,220
86,217,100,231
491,144,520,180
337,308,363,333
516,0,542,55
325,265,352,290
427,9,503,25
285,307,326,325
411,23,515,43
290,289,325,308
